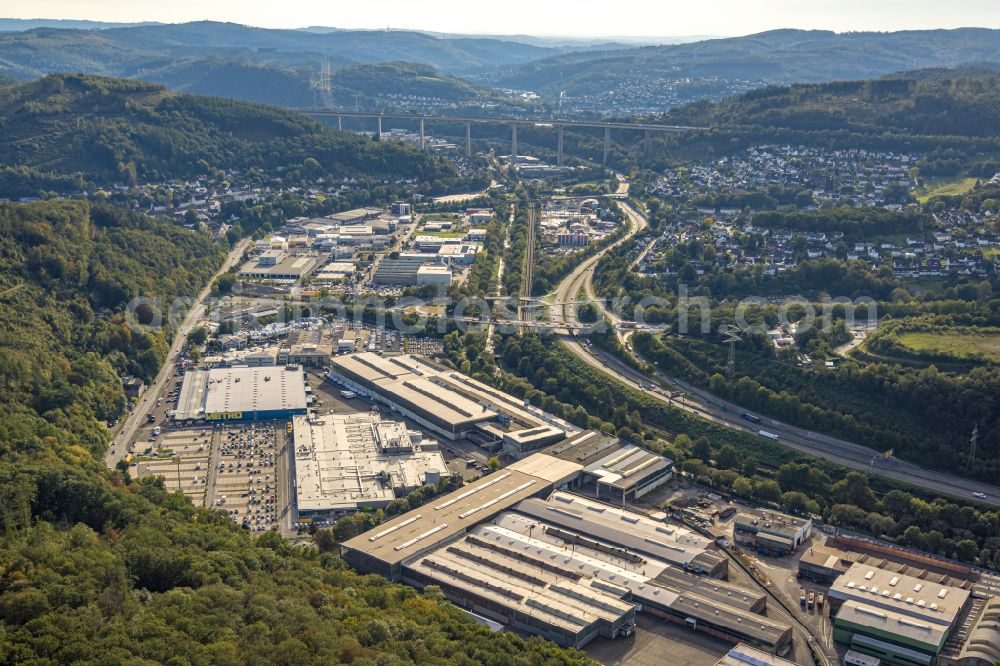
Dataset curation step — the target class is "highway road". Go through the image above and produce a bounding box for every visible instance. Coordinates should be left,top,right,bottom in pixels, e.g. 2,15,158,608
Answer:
104,239,251,469
549,197,1000,507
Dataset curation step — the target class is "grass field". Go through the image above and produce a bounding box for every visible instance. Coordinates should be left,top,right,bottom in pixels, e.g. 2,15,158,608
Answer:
914,177,978,204
897,330,1000,359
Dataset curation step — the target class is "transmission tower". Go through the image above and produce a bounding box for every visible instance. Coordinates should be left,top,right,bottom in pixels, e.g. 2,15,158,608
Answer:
969,423,979,471
721,324,742,379
318,57,332,108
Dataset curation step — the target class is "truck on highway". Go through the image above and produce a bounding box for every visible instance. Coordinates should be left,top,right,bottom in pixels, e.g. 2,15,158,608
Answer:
742,413,761,424
758,430,780,441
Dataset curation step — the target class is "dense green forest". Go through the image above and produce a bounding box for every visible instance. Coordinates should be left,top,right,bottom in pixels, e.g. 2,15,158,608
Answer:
0,21,558,81
0,200,593,665
0,200,223,457
0,74,466,196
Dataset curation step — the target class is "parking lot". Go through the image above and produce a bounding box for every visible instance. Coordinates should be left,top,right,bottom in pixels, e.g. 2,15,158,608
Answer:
133,424,283,534
134,429,213,504
212,424,280,533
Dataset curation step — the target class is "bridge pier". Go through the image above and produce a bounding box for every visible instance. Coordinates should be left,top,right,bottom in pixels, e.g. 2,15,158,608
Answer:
419,117,425,149
511,124,518,164
644,128,650,154
465,121,471,157
337,115,342,131
556,125,564,166
376,113,382,140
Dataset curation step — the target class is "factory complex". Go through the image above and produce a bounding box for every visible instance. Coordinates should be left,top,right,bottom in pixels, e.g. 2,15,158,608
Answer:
342,454,793,653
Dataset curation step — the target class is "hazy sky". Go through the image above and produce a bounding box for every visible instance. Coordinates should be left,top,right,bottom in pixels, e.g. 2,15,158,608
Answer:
3,0,999,37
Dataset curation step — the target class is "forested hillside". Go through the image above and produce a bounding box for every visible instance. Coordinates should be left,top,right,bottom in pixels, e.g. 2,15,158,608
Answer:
136,57,317,107
0,200,593,665
0,21,561,79
0,74,465,195
667,67,1000,138
616,68,1000,172
326,62,485,107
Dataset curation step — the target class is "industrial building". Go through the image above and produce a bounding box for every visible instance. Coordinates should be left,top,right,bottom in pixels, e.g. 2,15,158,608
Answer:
313,261,356,282
341,453,584,580
371,253,438,286
799,540,973,587
829,562,973,666
172,365,308,422
544,431,674,502
342,453,792,654
733,510,812,555
328,352,578,444
798,543,856,584
291,413,448,519
515,492,728,577
416,264,453,286
278,329,335,367
436,243,480,265
238,250,321,281
327,207,383,225
940,597,1000,666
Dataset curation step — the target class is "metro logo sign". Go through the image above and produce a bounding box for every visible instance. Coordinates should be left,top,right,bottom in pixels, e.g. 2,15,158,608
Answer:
206,411,243,421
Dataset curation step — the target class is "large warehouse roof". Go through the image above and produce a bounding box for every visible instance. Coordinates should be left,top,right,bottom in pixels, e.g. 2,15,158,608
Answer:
330,353,498,431
173,366,307,420
204,366,308,415
292,413,448,514
836,600,948,649
829,561,970,627
330,353,578,438
506,453,583,486
513,492,723,573
584,444,673,492
478,514,788,649
342,468,553,567
408,526,635,637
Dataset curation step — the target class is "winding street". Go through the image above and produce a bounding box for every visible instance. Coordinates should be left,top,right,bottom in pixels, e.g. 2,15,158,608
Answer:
548,193,1000,508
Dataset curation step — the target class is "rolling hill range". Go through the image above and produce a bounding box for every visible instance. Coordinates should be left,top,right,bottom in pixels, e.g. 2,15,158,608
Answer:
492,28,1000,98
0,21,563,109
0,20,564,80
